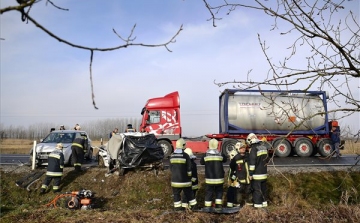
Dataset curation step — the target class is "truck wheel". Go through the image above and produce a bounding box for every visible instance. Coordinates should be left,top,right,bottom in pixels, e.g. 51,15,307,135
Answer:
294,138,313,157
317,139,333,157
273,139,291,157
221,139,237,157
158,140,172,158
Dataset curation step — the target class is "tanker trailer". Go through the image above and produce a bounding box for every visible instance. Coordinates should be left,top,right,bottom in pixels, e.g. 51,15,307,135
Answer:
212,89,336,158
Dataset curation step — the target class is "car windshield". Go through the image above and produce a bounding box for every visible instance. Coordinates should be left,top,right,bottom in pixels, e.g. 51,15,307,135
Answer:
42,132,76,143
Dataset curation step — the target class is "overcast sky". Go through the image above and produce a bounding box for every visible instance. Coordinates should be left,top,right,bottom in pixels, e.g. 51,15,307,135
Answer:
1,0,359,136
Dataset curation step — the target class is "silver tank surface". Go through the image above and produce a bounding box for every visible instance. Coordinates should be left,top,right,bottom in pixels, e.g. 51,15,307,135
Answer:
223,93,325,131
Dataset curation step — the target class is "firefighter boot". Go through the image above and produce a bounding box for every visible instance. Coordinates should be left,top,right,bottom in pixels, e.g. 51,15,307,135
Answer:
214,204,223,213
75,166,83,172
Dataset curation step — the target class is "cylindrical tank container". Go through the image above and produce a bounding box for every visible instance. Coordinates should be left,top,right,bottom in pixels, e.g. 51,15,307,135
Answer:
220,92,326,132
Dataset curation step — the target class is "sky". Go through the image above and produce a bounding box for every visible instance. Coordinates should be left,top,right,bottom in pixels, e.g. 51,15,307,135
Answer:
1,0,359,136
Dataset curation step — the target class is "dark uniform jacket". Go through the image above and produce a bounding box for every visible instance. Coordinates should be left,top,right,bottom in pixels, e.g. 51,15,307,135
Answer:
249,141,268,181
230,153,250,184
190,159,199,190
330,127,340,143
46,149,64,177
169,149,192,188
200,150,227,184
72,137,86,152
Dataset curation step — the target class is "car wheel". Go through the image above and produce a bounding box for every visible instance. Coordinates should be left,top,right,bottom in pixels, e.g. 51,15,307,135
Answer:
86,148,93,160
98,155,105,168
69,155,75,167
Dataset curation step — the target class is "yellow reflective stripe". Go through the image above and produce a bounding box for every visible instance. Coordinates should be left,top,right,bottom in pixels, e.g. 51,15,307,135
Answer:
174,201,182,207
74,163,82,166
205,178,224,184
187,171,192,177
205,201,212,207
192,185,199,190
215,199,222,205
253,174,267,180
170,158,186,164
257,150,267,156
204,156,223,161
249,165,255,171
49,154,61,159
60,165,64,169
46,171,63,176
191,177,197,182
72,143,83,148
171,182,192,187
236,160,244,164
189,199,197,206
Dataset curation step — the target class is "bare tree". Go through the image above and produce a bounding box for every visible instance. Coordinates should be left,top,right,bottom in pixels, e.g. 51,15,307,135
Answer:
1,0,183,109
203,0,360,138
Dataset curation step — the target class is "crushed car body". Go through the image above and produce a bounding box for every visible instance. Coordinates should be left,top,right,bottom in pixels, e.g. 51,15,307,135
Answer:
98,132,164,175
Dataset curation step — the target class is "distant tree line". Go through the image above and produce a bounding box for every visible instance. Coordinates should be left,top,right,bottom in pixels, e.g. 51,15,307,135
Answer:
0,118,141,141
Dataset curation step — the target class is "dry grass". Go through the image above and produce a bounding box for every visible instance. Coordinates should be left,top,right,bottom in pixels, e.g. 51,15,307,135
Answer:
1,139,359,155
0,166,359,223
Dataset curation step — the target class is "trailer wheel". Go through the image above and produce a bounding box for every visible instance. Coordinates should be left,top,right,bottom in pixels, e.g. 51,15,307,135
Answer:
273,139,291,157
158,140,172,158
317,139,333,157
221,139,237,157
294,138,313,157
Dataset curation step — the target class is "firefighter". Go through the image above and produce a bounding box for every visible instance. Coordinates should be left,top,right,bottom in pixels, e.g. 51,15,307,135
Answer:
230,141,252,206
169,138,197,211
181,148,198,209
125,124,136,133
59,125,65,130
109,128,118,139
71,135,87,172
330,122,341,158
247,133,269,208
200,138,227,212
226,149,238,208
74,124,81,130
40,143,64,194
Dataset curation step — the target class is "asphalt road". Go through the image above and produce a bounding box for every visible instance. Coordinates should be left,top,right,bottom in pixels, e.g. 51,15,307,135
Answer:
1,154,359,167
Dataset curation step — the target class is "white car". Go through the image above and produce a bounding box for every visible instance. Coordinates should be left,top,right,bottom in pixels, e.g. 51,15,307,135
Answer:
29,130,93,167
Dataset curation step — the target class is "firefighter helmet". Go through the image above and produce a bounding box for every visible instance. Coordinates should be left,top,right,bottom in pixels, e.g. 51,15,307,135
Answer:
176,138,186,149
235,141,246,152
184,148,196,159
208,139,219,150
229,150,238,160
246,133,259,145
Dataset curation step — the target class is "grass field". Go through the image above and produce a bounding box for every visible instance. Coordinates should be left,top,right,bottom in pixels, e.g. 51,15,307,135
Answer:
1,138,359,155
1,139,359,222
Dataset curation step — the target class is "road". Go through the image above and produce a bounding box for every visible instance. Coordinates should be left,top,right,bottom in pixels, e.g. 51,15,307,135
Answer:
1,154,359,168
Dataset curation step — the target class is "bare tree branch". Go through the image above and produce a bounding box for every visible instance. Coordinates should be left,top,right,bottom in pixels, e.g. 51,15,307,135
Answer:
1,1,183,109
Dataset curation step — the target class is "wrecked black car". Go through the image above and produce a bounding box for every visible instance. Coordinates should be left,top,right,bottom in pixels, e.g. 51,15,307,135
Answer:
98,133,164,176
